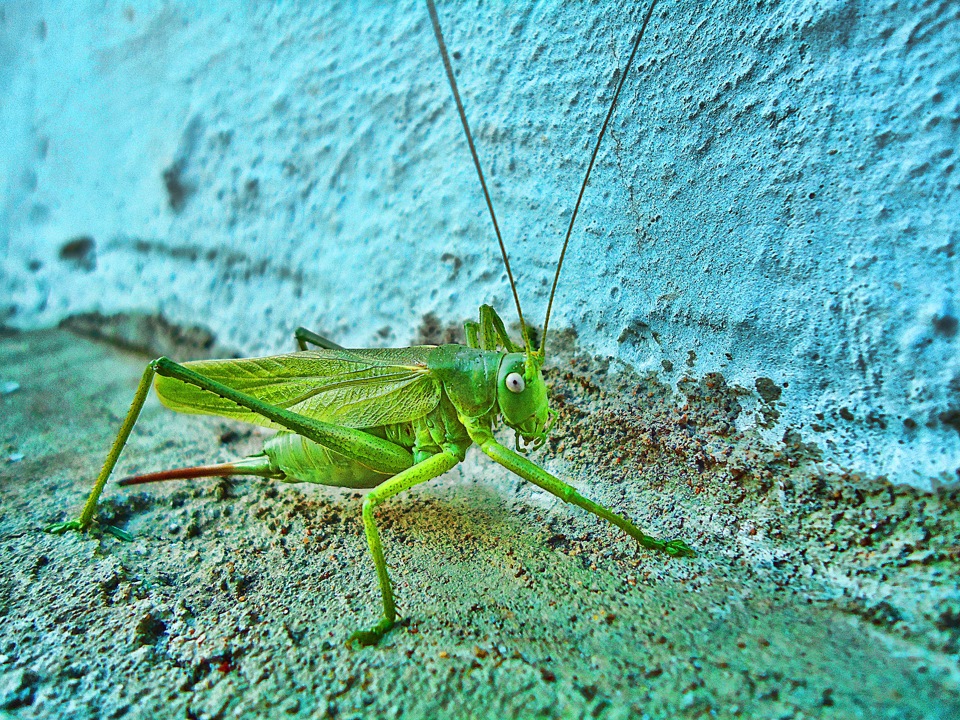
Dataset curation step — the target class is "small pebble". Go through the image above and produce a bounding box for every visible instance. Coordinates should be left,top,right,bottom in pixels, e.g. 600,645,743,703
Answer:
0,380,19,395
7,453,24,463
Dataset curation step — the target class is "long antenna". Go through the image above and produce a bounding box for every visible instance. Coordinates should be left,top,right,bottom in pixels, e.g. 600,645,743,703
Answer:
540,0,659,356
426,0,529,348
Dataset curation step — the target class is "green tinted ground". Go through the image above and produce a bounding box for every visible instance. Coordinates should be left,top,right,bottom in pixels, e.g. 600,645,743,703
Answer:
0,329,957,719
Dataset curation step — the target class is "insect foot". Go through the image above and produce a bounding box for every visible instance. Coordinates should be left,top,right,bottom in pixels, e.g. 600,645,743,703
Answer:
47,519,134,542
661,539,696,558
346,617,396,648
46,519,85,534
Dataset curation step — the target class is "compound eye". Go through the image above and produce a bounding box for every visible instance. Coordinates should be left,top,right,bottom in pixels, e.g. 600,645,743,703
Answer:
505,372,525,394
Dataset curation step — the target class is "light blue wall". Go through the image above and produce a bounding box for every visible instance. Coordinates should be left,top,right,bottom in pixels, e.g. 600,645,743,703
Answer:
1,1,957,488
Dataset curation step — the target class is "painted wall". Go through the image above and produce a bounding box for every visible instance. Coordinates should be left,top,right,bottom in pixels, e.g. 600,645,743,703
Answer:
1,1,957,489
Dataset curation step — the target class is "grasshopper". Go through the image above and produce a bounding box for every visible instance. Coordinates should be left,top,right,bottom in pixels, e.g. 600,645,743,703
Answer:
49,0,692,647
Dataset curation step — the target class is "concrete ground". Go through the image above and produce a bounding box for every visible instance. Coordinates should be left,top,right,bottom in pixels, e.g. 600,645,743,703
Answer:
1,327,958,719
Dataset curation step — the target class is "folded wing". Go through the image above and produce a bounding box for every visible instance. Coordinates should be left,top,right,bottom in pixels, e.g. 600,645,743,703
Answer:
154,347,441,430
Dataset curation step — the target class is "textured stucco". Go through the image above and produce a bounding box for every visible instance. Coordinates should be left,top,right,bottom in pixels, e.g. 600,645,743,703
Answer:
1,0,958,488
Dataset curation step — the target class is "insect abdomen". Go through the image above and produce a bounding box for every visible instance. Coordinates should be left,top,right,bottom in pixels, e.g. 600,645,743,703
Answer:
263,419,418,489
263,432,394,489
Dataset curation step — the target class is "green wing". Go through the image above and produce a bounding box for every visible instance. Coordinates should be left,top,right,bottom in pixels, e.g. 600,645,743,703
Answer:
154,347,442,430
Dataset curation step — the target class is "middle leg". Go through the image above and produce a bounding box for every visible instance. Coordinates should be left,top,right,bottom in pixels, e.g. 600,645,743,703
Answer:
348,449,462,647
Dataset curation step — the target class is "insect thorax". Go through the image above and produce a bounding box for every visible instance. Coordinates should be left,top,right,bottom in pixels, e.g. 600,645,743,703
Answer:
426,344,503,419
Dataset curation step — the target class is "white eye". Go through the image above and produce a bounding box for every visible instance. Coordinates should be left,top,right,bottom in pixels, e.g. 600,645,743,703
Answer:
505,372,525,394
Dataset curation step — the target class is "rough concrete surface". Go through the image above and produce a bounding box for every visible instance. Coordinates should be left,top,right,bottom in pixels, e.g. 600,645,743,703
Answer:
1,0,959,718
0,1,957,487
0,328,958,718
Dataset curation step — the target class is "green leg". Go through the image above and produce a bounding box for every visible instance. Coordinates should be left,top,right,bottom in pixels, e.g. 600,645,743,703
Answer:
294,327,343,351
348,450,461,648
152,358,412,473
465,306,524,352
479,304,522,352
475,433,694,558
50,357,414,537
464,320,480,349
47,365,156,537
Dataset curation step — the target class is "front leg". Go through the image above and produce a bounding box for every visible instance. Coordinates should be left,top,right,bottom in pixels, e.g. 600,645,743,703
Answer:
475,432,694,558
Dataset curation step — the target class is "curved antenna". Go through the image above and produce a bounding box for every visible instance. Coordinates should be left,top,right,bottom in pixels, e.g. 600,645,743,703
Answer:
540,0,659,356
426,0,529,349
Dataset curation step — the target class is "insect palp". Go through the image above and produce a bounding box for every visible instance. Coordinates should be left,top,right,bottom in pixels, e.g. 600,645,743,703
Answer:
514,428,547,454
544,409,558,436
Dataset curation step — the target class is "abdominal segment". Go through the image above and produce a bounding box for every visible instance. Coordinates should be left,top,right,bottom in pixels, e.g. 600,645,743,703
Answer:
263,432,393,489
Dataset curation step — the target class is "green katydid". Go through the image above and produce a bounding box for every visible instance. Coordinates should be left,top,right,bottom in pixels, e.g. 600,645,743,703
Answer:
49,0,692,647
